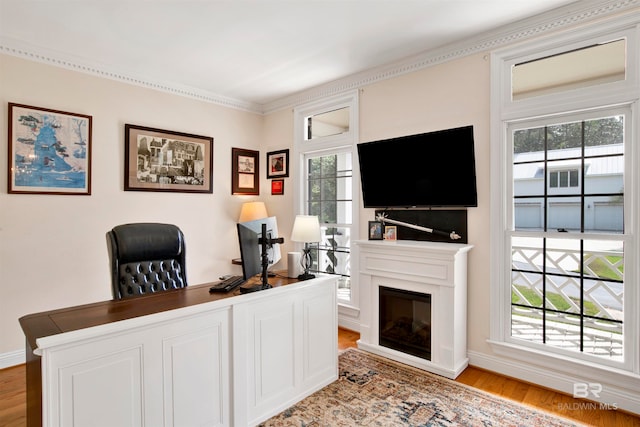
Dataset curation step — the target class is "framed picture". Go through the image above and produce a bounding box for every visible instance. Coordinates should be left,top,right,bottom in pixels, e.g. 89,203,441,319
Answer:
385,225,398,241
8,103,92,195
271,179,284,195
266,149,289,178
125,124,213,193
368,221,383,240
232,147,259,195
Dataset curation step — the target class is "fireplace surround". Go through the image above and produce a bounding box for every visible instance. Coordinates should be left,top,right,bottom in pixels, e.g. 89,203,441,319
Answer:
355,239,472,379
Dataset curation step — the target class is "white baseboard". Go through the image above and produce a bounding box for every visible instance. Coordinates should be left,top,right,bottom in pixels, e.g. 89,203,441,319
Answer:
338,304,360,333
338,317,360,333
0,349,25,369
467,349,640,416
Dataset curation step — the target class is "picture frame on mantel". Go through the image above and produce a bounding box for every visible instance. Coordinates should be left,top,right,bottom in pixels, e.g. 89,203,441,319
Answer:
8,103,92,195
384,225,398,241
232,147,259,195
368,221,383,240
124,124,213,193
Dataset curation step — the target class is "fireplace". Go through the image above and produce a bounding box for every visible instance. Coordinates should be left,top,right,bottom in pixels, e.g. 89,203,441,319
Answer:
355,239,472,379
379,286,431,360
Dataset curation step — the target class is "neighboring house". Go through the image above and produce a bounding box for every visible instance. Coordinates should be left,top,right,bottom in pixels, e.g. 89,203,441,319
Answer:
514,143,623,232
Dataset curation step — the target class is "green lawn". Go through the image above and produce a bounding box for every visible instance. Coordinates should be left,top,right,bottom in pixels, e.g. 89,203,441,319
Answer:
512,284,600,316
585,255,623,280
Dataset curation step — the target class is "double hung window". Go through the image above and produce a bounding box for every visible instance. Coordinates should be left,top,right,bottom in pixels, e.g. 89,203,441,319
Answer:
510,111,626,362
492,25,638,373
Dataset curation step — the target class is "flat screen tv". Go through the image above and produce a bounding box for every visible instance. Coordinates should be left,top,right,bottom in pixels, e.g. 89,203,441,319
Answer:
357,125,477,208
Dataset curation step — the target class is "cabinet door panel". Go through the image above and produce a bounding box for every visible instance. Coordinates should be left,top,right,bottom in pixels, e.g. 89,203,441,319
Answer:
302,288,337,384
243,295,297,423
163,313,229,427
48,308,230,427
58,347,143,427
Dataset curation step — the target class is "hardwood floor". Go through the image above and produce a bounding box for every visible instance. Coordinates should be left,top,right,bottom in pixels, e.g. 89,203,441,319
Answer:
0,363,25,427
2,328,638,426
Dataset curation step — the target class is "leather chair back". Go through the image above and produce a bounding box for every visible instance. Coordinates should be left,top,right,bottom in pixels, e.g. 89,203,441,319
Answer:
107,223,187,299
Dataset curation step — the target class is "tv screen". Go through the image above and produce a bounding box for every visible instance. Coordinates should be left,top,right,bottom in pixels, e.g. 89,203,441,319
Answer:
357,125,477,208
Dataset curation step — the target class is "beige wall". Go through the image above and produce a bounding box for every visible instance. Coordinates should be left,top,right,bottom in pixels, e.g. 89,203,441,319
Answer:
0,54,272,355
358,52,492,355
1,51,492,360
261,107,296,256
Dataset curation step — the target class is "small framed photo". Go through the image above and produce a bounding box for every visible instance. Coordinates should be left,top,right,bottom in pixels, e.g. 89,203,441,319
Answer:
8,103,92,195
124,124,213,193
232,147,259,195
271,179,284,195
384,225,398,241
368,221,383,240
266,149,289,178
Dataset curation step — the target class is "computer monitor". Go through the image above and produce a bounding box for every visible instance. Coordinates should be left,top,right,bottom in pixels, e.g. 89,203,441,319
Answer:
236,216,282,281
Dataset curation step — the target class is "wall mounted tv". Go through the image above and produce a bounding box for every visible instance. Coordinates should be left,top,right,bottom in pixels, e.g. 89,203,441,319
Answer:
357,125,478,208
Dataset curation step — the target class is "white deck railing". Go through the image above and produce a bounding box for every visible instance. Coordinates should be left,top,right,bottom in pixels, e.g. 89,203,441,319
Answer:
511,245,623,359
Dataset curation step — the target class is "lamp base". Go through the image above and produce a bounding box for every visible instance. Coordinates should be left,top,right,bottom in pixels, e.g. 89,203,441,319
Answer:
297,272,316,281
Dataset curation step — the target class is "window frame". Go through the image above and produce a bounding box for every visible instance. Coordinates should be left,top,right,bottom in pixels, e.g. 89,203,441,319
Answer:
293,91,360,314
498,27,637,121
507,107,630,370
303,148,354,279
490,22,639,379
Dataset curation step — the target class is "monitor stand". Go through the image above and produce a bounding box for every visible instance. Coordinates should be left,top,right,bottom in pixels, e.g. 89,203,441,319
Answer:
240,223,283,294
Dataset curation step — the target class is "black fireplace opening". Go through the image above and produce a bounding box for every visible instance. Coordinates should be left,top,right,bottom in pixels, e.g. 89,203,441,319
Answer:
379,286,431,361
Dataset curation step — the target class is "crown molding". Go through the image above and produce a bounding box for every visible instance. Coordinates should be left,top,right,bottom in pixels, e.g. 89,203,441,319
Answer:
0,38,263,114
1,0,638,116
261,0,640,114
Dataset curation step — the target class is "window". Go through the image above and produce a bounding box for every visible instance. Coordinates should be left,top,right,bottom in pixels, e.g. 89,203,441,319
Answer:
306,151,353,296
307,107,350,139
510,112,626,361
492,24,638,376
294,92,359,308
549,170,578,188
512,39,626,100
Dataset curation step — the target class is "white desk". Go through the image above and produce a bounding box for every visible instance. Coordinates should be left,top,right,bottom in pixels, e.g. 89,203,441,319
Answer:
20,275,338,427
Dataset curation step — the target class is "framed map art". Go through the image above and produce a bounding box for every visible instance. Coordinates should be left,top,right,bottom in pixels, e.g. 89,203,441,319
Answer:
8,103,92,195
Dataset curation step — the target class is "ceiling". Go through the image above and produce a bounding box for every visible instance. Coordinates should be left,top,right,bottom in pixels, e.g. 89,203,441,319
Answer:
0,0,587,109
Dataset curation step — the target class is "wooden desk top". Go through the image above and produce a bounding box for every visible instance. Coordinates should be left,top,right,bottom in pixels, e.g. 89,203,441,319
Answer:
19,273,297,352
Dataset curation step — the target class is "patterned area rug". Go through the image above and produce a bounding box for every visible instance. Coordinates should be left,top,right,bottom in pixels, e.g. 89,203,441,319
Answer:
261,348,583,426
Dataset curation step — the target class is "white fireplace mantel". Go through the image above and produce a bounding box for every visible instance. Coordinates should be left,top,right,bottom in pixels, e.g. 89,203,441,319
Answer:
354,239,472,379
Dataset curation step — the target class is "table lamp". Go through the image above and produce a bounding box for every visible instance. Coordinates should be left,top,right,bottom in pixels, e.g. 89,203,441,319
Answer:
238,201,268,223
290,215,321,280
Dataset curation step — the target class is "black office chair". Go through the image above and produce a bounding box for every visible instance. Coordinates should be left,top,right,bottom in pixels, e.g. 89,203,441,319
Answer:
106,223,187,300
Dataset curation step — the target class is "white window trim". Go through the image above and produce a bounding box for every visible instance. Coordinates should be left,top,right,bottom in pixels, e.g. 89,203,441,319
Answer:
489,19,640,407
293,91,361,319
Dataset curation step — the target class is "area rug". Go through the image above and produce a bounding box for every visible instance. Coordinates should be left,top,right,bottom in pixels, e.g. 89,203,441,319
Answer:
260,348,583,427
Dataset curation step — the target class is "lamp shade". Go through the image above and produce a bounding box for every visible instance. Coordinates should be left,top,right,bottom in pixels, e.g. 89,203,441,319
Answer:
290,215,321,243
238,202,268,223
